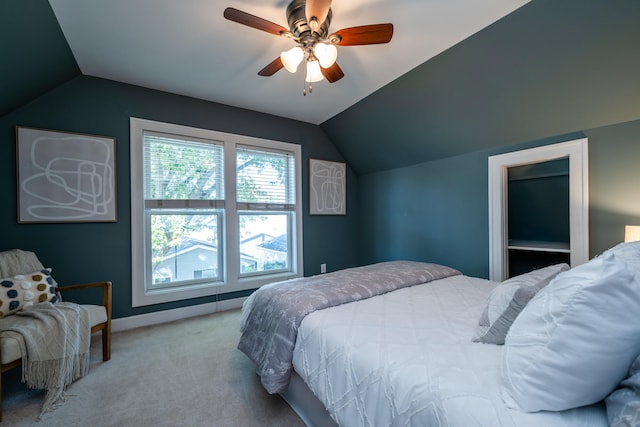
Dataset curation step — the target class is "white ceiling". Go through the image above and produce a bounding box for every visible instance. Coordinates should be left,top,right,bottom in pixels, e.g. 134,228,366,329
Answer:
48,0,529,125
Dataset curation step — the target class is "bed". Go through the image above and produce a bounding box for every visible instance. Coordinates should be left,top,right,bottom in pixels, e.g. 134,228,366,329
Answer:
238,246,640,427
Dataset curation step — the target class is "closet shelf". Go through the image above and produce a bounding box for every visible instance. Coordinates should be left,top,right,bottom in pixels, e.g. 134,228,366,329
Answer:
507,240,571,253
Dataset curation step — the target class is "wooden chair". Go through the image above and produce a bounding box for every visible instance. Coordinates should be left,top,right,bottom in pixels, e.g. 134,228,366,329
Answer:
0,250,112,421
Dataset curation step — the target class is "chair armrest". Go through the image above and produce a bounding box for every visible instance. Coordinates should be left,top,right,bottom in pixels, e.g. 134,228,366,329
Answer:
58,281,112,320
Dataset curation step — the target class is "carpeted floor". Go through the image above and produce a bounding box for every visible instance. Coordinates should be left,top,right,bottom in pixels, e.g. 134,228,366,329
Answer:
2,309,305,426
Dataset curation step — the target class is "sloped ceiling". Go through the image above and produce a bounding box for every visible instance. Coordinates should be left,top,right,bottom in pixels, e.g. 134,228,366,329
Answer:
0,0,528,127
46,0,529,125
322,0,640,174
0,0,79,117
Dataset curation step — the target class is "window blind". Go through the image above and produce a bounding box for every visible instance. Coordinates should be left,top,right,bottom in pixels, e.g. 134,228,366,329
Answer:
143,131,224,206
236,145,296,211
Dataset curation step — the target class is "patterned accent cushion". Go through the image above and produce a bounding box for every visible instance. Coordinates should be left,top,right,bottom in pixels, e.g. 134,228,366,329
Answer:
501,252,640,412
472,263,569,345
606,353,640,426
0,268,59,318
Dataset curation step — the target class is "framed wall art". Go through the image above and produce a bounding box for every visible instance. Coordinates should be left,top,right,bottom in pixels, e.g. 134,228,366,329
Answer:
16,126,117,223
309,158,346,215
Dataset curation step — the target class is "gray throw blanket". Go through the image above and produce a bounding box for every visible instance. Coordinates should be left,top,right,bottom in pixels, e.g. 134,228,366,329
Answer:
238,260,461,393
0,302,91,416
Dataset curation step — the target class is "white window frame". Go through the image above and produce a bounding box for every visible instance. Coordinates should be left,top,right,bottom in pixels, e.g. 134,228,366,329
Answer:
130,118,303,307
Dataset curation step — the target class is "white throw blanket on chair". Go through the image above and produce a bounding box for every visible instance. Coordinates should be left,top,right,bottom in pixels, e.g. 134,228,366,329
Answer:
0,302,91,416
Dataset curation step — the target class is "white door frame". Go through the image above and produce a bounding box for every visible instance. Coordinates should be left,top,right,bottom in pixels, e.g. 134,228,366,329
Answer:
488,138,589,281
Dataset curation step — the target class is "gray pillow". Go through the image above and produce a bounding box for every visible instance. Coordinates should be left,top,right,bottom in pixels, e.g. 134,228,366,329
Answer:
472,263,569,345
606,354,640,426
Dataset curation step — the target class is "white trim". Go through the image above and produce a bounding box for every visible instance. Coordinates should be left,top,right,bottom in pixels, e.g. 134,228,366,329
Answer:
130,117,304,307
111,296,247,333
488,138,589,281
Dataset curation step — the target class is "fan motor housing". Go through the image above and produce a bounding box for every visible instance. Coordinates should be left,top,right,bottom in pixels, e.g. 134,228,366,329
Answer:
286,0,332,40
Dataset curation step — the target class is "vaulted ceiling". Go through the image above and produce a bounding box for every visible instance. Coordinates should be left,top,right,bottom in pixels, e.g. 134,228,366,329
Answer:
46,0,529,125
1,0,529,123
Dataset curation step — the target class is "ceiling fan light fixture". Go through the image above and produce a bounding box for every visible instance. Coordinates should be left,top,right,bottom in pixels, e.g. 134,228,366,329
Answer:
313,42,337,68
305,59,324,82
280,46,304,73
224,1,394,89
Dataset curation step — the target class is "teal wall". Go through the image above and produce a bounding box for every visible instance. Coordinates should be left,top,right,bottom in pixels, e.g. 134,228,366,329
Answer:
508,159,569,244
0,76,360,318
357,149,492,277
358,121,640,278
589,120,640,251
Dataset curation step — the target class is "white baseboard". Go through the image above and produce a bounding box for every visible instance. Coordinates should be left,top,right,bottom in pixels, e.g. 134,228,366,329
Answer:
111,296,247,333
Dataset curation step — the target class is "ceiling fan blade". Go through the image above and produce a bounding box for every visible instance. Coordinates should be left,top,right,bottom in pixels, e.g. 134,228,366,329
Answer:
332,24,394,46
321,62,344,83
223,7,289,36
258,57,284,76
305,0,332,30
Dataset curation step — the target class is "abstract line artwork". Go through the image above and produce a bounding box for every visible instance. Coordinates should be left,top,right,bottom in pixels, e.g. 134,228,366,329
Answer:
16,127,117,223
309,158,346,215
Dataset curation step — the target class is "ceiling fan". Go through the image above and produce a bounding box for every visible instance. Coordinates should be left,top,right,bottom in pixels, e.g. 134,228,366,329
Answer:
223,0,393,94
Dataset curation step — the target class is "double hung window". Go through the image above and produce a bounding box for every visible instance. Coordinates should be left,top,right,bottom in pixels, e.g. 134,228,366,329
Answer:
236,145,297,276
130,118,302,307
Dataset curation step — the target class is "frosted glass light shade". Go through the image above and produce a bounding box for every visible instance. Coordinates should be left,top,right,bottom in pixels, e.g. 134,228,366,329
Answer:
313,42,337,68
280,46,304,73
625,225,640,242
305,60,324,82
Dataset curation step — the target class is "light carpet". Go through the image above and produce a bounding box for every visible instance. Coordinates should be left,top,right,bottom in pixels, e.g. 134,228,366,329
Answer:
2,309,305,426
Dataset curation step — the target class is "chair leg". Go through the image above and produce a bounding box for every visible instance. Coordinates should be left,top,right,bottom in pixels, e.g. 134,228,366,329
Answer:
102,324,111,361
0,362,21,423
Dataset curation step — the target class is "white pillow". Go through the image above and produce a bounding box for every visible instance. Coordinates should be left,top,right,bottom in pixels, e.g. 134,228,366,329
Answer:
501,252,640,412
600,240,640,273
472,263,569,345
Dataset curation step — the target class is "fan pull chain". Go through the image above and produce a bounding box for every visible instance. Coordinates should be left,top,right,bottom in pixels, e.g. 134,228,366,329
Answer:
303,69,311,96
302,78,313,96
301,62,315,96
304,84,314,96
302,69,306,95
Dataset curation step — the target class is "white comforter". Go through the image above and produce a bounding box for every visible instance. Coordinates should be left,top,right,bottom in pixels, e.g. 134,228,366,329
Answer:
292,275,607,427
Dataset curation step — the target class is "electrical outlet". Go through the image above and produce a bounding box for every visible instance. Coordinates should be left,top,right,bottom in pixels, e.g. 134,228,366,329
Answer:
320,263,326,273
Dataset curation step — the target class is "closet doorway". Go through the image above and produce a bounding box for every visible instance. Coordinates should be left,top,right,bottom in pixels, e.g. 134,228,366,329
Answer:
488,138,589,281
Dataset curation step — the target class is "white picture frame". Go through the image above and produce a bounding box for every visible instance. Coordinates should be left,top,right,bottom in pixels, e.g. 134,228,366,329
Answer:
309,158,346,215
16,126,117,223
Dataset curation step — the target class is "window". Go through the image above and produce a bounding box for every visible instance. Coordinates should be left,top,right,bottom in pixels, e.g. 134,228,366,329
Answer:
131,118,303,307
237,146,296,276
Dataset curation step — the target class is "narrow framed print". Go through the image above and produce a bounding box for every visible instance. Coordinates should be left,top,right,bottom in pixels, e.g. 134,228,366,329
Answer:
309,158,346,215
16,126,117,223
